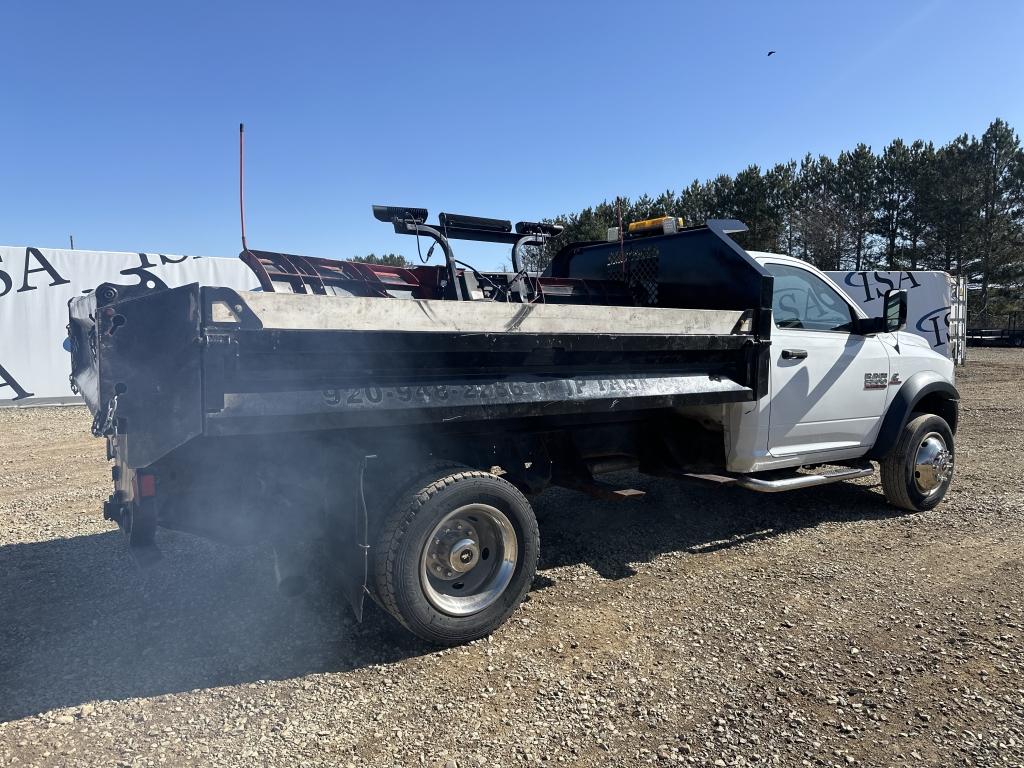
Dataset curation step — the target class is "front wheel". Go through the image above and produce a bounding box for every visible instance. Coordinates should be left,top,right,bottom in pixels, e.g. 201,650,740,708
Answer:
880,413,955,512
372,467,539,646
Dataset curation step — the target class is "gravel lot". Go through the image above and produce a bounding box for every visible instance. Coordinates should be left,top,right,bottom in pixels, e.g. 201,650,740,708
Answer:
1,347,1022,768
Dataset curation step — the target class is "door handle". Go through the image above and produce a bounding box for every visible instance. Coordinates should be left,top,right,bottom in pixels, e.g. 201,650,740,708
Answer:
781,349,808,360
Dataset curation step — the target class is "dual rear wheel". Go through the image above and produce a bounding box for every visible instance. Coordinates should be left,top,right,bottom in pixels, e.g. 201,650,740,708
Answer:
371,467,539,646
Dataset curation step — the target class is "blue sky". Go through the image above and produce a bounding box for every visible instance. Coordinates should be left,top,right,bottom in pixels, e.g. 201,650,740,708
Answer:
3,0,1022,268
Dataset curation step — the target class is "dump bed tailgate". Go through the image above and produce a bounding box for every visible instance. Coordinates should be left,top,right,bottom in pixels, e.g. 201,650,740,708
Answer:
68,282,205,467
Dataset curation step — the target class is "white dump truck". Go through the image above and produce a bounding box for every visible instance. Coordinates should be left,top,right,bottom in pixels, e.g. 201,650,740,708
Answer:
68,210,959,645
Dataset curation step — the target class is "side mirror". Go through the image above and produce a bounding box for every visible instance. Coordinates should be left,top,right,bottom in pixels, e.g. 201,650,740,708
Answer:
883,289,908,332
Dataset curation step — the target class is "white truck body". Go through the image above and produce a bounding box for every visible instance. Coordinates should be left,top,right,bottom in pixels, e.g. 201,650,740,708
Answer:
729,254,956,473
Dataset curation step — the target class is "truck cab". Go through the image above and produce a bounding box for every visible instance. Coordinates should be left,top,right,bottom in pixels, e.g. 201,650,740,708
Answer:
727,253,957,476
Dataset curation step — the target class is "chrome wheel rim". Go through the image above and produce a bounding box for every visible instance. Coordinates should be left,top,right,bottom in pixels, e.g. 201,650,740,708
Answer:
420,503,517,617
914,432,953,495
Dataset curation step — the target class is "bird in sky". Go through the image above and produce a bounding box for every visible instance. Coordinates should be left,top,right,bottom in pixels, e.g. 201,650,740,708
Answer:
767,50,776,56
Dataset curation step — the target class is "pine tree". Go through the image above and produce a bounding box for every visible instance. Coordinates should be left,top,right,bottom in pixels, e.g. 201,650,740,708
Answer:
932,134,981,276
766,161,797,255
731,165,774,252
875,139,914,269
975,119,1024,322
904,140,937,270
677,179,715,226
837,144,878,270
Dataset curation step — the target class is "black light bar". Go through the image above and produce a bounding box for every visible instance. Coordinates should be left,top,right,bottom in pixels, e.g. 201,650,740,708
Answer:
438,212,512,233
374,206,563,248
372,204,428,224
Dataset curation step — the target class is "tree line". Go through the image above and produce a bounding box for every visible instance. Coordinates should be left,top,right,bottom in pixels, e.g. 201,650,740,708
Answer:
539,118,1023,321
357,119,1023,321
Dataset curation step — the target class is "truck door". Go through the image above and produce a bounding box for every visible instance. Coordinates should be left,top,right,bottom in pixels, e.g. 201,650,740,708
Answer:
764,261,890,457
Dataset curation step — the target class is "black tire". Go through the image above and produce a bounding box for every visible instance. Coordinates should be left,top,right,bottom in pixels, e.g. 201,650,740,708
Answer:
880,413,955,512
372,468,539,646
364,459,466,531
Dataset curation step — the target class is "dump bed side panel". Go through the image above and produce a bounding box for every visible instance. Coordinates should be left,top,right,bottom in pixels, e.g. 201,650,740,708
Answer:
205,368,754,436
199,286,764,436
70,281,768,468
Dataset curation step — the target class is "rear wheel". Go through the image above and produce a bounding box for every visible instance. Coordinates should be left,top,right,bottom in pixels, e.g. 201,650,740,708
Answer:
373,467,539,646
880,413,955,512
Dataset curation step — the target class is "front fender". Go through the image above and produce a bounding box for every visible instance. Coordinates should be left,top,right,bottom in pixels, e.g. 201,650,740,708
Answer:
868,371,959,459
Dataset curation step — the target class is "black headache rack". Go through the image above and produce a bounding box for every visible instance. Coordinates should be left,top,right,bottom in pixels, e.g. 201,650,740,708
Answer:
68,218,773,470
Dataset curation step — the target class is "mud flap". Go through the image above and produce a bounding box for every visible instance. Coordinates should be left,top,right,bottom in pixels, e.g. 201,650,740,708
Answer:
329,455,378,622
339,540,368,622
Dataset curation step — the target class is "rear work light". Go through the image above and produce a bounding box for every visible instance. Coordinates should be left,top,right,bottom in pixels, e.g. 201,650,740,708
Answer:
627,216,686,236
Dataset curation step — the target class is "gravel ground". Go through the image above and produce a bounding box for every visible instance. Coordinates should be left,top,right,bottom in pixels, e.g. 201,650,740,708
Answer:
1,347,1022,768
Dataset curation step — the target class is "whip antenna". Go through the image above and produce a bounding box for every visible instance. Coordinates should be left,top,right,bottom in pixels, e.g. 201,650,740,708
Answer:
239,122,248,252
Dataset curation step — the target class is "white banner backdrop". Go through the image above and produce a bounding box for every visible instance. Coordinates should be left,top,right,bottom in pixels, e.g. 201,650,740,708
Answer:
0,246,259,405
826,270,963,362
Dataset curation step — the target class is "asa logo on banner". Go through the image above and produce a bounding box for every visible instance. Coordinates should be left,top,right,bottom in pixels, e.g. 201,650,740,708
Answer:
0,246,258,404
827,270,956,353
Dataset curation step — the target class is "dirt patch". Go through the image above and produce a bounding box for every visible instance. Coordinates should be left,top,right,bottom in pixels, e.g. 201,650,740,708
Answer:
1,348,1022,767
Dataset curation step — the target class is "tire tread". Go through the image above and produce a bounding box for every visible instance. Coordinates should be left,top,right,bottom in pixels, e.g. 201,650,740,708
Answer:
880,413,952,512
373,467,537,643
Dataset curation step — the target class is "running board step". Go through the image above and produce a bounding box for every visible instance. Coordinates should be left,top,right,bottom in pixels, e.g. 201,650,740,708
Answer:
686,463,874,493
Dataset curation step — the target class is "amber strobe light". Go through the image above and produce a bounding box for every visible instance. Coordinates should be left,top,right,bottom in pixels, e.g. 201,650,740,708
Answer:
627,216,686,236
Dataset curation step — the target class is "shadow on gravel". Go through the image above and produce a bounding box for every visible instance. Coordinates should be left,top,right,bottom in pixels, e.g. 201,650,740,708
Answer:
0,472,906,721
534,471,908,579
0,530,427,722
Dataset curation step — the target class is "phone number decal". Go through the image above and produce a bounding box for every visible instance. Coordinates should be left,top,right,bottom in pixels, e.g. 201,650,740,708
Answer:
321,378,643,409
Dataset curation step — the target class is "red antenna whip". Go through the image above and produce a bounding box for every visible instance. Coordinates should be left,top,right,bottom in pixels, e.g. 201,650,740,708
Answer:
239,123,248,252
